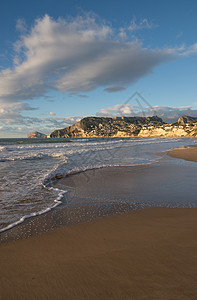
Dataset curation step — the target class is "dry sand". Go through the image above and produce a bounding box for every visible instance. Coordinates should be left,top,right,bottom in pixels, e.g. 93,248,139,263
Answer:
0,146,197,299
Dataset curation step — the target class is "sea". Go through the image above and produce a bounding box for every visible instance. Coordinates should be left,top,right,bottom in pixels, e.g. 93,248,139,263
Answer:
0,136,197,233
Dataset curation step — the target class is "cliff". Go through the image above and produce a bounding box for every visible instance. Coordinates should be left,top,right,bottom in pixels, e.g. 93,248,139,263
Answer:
26,115,197,139
46,115,197,138
27,131,46,138
178,115,197,125
47,116,164,138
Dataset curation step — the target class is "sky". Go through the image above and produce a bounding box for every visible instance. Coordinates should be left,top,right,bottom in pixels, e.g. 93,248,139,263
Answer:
0,0,197,137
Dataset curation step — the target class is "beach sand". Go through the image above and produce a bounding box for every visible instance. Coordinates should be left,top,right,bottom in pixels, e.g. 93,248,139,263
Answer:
168,144,197,162
1,208,197,299
0,146,197,299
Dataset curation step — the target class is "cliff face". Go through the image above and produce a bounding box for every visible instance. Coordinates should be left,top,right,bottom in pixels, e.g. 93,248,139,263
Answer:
28,115,197,139
47,116,164,138
138,126,189,137
27,131,46,138
178,115,197,125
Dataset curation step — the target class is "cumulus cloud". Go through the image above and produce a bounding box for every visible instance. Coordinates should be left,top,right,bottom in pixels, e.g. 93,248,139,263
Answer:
181,43,197,56
0,102,37,125
49,111,56,116
1,13,197,136
128,17,155,32
0,110,83,137
97,104,134,117
63,116,82,124
0,110,82,128
16,18,27,33
97,103,197,123
150,105,197,122
0,14,182,104
0,96,82,133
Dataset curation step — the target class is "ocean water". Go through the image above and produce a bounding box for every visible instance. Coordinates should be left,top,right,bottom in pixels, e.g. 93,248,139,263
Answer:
0,137,197,232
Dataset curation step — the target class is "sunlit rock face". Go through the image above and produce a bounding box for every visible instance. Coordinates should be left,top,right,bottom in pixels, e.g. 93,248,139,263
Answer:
178,115,197,125
47,116,164,138
27,131,46,138
29,115,197,139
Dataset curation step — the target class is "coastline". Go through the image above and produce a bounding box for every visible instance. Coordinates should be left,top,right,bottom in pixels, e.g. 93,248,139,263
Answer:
0,145,197,299
2,154,197,243
1,137,196,238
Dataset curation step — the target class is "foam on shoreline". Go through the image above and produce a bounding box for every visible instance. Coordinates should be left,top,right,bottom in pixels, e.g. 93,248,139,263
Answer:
0,187,66,233
1,138,197,236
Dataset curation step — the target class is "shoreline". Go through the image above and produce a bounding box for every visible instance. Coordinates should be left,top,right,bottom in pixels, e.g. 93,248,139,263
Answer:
1,144,197,243
1,145,197,298
1,138,197,240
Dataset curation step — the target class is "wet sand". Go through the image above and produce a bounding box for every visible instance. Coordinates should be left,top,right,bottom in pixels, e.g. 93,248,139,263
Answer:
0,207,197,299
0,146,197,299
168,144,197,162
1,160,197,243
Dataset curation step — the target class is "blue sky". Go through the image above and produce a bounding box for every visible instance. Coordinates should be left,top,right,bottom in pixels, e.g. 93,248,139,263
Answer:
0,0,197,137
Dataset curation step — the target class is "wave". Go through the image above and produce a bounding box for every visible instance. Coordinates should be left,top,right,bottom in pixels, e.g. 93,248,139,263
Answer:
0,186,67,234
0,152,68,162
1,136,196,235
0,146,5,152
0,156,161,234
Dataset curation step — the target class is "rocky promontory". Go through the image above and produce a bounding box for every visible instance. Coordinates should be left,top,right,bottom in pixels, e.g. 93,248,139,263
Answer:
27,131,46,138
28,115,197,139
177,115,197,125
47,116,164,138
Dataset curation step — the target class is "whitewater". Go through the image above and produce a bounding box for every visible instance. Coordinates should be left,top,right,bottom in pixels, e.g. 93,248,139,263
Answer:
0,137,197,233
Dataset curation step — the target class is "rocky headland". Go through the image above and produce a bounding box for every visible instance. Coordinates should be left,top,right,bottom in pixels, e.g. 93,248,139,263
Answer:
27,115,197,138
47,116,164,138
27,131,46,138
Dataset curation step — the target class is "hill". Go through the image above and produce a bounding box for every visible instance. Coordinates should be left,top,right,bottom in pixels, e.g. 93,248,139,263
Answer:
47,116,164,138
28,115,197,139
178,115,197,125
27,131,46,138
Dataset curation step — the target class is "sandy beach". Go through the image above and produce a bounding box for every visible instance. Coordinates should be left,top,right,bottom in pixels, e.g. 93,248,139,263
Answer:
0,145,197,299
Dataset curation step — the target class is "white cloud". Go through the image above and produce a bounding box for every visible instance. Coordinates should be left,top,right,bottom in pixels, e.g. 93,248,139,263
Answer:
0,13,197,136
16,18,27,33
97,104,134,117
128,17,155,32
0,14,180,104
181,43,197,56
97,103,197,123
0,102,37,125
0,102,82,136
150,105,197,122
63,116,82,124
